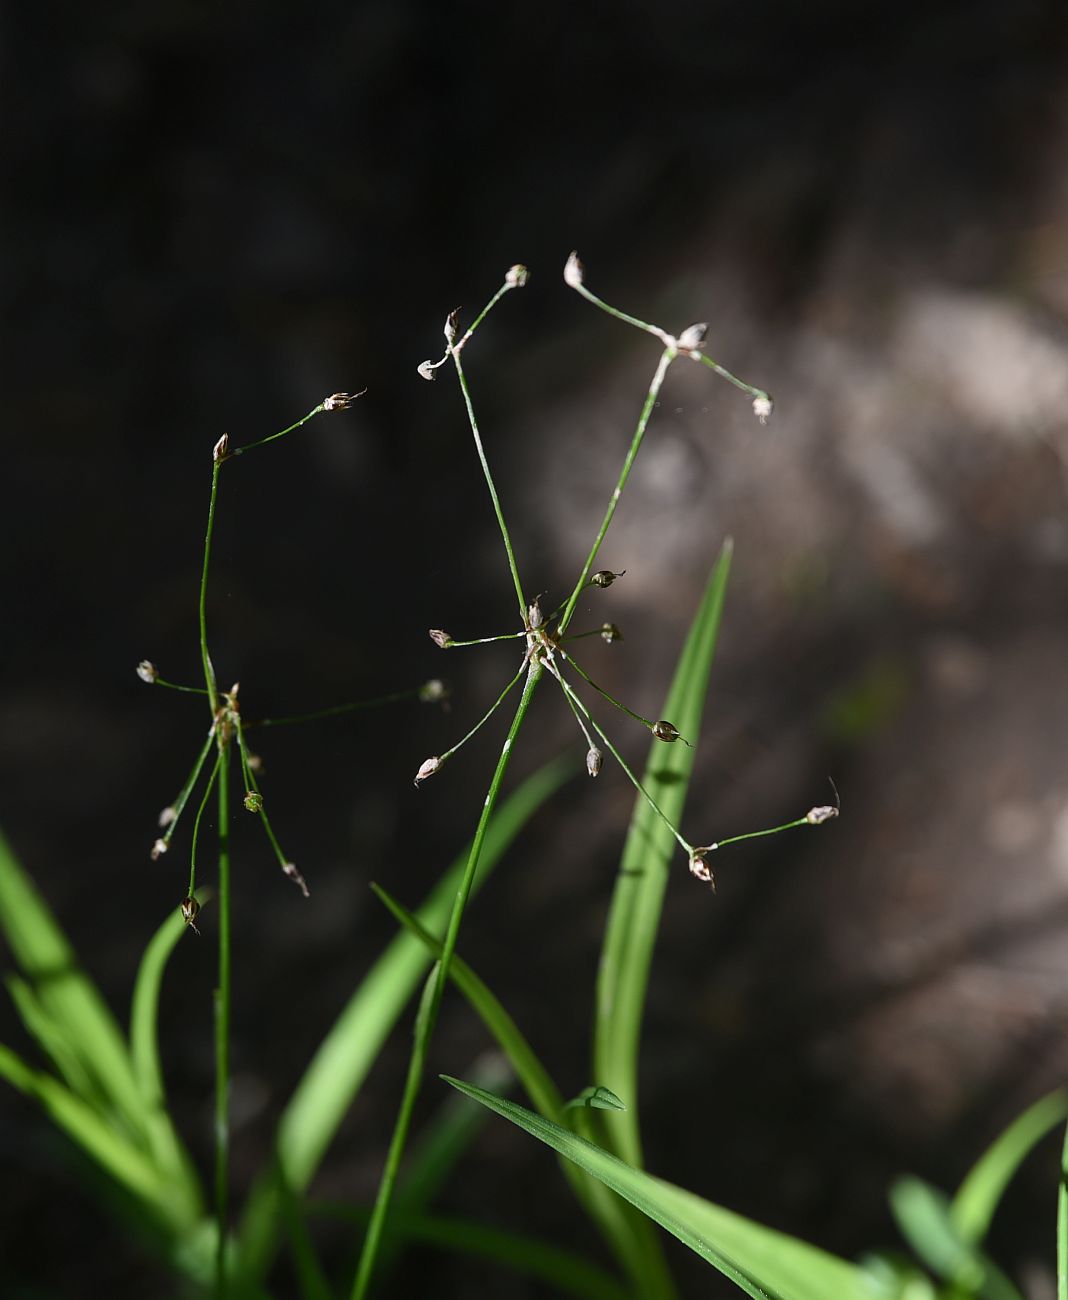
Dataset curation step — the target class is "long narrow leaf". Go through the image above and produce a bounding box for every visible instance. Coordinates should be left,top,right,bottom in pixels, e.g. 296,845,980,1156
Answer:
444,1076,872,1300
594,540,732,1169
373,883,670,1288
950,1090,1068,1246
129,904,206,1219
1059,1118,1068,1300
237,756,572,1280
0,1040,183,1231
890,1177,1024,1300
0,826,151,1146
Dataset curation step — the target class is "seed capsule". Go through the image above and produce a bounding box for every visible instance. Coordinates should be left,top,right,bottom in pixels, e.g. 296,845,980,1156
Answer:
244,791,263,813
586,747,603,778
180,897,201,932
414,756,442,786
590,570,625,589
600,623,623,643
652,720,680,743
429,629,453,649
136,660,158,684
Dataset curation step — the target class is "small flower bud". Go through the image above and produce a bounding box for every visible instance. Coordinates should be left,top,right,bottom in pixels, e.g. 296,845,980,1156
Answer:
505,264,529,288
244,790,263,813
151,838,168,861
444,309,460,345
181,896,200,932
282,861,310,897
586,747,603,778
564,251,585,288
677,322,708,351
688,848,717,891
527,598,544,630
419,678,448,704
158,805,176,828
213,433,230,463
806,804,839,825
752,394,773,425
652,720,680,743
136,660,158,684
322,389,366,411
417,359,437,381
429,628,453,649
600,622,623,644
414,756,442,786
591,569,625,589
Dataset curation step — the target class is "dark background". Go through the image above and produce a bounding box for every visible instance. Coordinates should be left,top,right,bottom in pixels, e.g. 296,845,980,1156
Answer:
4,1,1068,1296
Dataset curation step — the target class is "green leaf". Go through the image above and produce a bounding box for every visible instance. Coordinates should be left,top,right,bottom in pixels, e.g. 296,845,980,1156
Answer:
443,1076,873,1300
889,1177,1024,1300
0,1040,182,1231
1058,1118,1068,1300
593,540,732,1170
0,827,152,1147
236,755,572,1281
950,1090,1068,1246
565,1086,627,1112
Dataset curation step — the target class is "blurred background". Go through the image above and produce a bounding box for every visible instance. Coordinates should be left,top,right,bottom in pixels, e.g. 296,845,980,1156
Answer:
4,0,1068,1295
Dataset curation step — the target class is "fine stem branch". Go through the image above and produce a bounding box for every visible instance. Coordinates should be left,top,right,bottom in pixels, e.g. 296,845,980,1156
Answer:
350,663,544,1299
558,347,675,635
200,462,222,717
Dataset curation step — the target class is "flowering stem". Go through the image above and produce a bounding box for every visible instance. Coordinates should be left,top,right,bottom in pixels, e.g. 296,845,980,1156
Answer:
200,461,222,717
350,663,544,1300
557,347,676,636
437,664,526,767
187,751,221,902
253,683,440,729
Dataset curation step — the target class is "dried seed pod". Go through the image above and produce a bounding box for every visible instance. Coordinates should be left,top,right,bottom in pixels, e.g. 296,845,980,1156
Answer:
590,569,625,588
444,309,460,344
527,597,544,630
688,849,717,891
414,756,442,786
429,629,453,649
564,251,584,288
282,862,310,898
806,804,839,825
181,897,201,932
677,322,708,351
136,660,158,684
506,264,529,288
322,390,365,411
417,359,437,382
213,433,230,463
586,746,603,778
243,790,263,813
600,622,623,643
652,720,680,743
419,678,448,703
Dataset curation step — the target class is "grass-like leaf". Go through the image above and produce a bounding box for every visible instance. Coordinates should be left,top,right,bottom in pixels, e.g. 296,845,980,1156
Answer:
236,755,572,1281
593,540,732,1170
0,826,152,1147
950,1089,1068,1246
889,1177,1024,1300
566,1086,626,1112
443,1076,873,1300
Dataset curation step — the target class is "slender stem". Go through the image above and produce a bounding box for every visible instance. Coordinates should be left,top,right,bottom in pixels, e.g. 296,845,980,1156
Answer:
438,631,526,651
254,684,438,729
350,663,544,1300
214,745,232,1293
200,462,222,717
1058,1118,1067,1300
232,403,326,456
706,816,813,851
158,729,216,853
553,670,691,855
439,664,525,765
693,351,772,405
558,347,675,635
560,651,656,733
154,676,211,695
569,278,675,345
188,752,222,900
451,345,527,621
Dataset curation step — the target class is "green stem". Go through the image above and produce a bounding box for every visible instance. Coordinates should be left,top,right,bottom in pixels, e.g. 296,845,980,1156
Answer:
232,403,326,456
708,816,813,851
188,752,222,900
157,728,216,854
214,744,232,1294
451,345,527,622
558,347,676,635
554,670,691,856
439,664,526,765
253,684,437,729
154,676,211,695
350,663,544,1300
200,462,222,718
1058,1118,1067,1300
561,652,657,733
